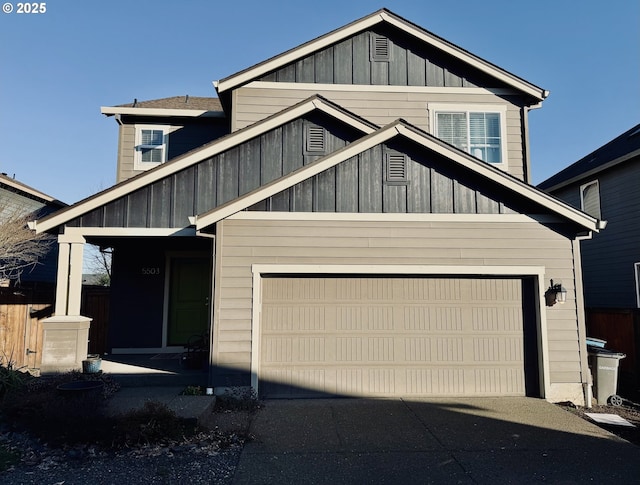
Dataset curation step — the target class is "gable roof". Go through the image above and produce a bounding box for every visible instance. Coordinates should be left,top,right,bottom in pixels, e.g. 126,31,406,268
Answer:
0,173,66,207
101,95,224,118
194,119,599,232
215,8,548,102
538,123,640,191
33,96,377,234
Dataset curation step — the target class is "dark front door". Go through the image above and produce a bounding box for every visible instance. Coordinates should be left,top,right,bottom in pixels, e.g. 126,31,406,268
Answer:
167,258,210,346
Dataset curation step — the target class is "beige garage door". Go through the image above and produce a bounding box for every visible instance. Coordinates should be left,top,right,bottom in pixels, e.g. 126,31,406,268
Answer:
259,276,526,398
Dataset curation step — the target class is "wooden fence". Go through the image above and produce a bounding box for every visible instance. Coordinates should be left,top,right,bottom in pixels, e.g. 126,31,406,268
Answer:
586,308,640,396
0,285,110,372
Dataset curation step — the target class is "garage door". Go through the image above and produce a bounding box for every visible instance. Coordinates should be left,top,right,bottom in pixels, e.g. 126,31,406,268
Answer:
259,276,527,398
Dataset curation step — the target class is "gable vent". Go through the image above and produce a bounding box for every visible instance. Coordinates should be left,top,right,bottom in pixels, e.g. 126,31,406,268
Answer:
305,126,326,153
386,153,407,182
371,34,390,61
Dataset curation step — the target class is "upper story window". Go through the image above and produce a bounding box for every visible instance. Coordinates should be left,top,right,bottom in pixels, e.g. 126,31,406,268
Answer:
429,104,507,169
580,180,601,219
135,125,169,169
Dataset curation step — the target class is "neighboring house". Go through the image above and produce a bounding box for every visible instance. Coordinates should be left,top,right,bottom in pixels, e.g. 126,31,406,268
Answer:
0,173,66,285
538,124,640,394
538,124,640,309
32,9,602,405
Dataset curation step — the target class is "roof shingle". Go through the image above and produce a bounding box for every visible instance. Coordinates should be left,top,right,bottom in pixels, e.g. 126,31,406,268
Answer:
115,95,222,111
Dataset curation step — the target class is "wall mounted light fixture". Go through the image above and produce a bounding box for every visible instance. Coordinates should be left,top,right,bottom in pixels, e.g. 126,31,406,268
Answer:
545,279,567,306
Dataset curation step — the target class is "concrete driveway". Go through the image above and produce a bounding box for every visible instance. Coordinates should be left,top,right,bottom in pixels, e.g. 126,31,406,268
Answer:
233,397,640,484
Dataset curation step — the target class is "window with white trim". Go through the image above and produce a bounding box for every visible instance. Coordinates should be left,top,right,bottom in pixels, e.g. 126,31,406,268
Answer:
134,125,169,169
580,180,601,219
429,104,507,167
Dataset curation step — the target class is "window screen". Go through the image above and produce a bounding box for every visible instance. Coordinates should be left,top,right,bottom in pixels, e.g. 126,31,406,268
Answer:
436,111,502,164
580,180,601,219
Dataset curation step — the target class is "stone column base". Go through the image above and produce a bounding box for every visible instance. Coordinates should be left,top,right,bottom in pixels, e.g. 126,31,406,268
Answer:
40,315,92,374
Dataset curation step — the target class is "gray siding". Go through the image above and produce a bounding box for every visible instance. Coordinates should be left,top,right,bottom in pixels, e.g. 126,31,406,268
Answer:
233,87,527,180
68,127,537,230
213,217,583,388
116,117,229,183
550,158,640,308
248,141,514,215
261,27,495,89
68,115,362,229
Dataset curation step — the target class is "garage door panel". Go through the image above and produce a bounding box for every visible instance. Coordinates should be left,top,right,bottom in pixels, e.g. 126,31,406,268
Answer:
260,276,527,398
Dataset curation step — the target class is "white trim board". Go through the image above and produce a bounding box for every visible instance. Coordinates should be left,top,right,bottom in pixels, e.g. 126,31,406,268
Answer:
215,9,547,101
195,120,599,232
244,81,520,97
101,107,225,118
33,96,374,234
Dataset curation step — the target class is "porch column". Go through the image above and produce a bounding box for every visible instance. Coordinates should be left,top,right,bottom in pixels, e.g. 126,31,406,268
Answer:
41,234,92,374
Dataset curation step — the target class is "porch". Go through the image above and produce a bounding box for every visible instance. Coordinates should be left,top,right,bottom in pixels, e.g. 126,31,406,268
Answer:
100,353,209,388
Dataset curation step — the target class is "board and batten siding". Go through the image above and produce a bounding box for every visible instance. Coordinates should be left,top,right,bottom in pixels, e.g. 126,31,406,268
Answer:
258,28,496,90
115,119,229,183
549,159,640,309
213,217,583,390
232,86,526,180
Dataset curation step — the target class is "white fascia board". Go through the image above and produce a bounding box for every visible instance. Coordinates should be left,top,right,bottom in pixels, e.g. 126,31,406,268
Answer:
194,120,597,232
0,176,61,204
395,124,599,231
380,12,547,101
59,227,196,242
195,125,399,229
216,13,384,93
310,98,378,132
100,107,225,118
34,97,371,234
216,10,546,102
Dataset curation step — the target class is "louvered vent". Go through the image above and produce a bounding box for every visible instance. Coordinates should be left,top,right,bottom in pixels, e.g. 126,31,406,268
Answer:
306,126,326,153
386,153,407,182
371,34,390,61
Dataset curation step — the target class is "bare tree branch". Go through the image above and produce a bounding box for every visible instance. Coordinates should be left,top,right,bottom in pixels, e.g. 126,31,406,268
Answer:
0,212,53,282
85,245,112,286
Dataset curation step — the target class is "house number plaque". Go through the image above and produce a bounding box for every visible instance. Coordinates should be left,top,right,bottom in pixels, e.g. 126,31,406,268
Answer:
141,267,161,275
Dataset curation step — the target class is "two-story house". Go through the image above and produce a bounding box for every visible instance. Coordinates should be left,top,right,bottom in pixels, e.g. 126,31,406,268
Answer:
539,123,640,397
32,9,601,405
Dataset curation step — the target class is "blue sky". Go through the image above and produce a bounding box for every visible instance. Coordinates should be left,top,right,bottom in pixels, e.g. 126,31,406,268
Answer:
1,0,638,204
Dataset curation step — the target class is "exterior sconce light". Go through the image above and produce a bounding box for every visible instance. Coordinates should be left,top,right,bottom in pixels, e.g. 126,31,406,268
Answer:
545,279,567,306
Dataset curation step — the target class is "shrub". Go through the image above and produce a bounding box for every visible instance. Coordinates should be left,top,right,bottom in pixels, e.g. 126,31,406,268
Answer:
214,387,261,412
110,401,199,447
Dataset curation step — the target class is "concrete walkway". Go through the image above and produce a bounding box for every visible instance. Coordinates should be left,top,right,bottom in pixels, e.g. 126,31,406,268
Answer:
233,397,640,484
105,386,216,421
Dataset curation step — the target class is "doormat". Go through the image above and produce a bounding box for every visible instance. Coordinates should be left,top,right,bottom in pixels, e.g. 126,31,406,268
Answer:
150,353,183,360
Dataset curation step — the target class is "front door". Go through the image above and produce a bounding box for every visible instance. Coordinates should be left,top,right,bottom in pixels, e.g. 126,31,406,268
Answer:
167,258,210,346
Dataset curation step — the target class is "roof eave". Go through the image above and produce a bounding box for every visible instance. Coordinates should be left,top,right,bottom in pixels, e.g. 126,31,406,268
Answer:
100,106,226,118
33,96,376,234
194,120,597,232
215,9,547,102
